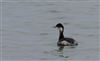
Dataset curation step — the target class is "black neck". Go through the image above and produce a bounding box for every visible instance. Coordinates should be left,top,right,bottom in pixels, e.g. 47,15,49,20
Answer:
59,31,64,41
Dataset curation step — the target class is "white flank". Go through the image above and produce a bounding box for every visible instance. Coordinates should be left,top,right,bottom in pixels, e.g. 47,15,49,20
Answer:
61,41,69,45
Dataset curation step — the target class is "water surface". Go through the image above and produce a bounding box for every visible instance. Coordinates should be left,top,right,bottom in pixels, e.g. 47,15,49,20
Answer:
1,1,99,61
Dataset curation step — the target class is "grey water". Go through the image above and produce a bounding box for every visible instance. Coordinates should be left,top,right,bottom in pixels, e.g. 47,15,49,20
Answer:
1,0,100,61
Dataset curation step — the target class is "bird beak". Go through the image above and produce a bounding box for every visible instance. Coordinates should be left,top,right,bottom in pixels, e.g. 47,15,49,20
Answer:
53,26,56,28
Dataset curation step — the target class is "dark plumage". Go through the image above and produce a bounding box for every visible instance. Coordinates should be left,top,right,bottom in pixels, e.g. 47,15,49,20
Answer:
54,23,78,51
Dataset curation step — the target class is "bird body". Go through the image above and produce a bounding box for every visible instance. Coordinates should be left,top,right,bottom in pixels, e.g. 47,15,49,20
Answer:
54,23,78,51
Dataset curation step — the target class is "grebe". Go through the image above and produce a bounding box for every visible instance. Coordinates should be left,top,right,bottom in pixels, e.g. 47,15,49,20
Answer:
54,23,78,51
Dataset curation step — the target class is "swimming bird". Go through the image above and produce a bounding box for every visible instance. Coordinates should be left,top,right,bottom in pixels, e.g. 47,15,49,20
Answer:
54,23,78,51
